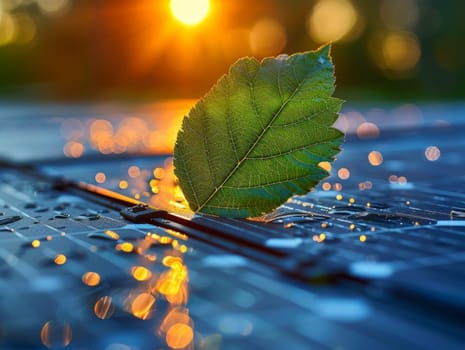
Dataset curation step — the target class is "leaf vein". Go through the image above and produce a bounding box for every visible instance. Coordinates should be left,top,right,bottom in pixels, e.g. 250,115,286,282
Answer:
222,171,320,189
197,71,308,212
246,136,341,160
199,104,217,186
224,79,240,162
269,104,336,128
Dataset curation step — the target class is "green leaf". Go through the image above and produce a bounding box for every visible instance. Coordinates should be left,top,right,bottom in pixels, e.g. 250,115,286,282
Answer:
174,45,344,218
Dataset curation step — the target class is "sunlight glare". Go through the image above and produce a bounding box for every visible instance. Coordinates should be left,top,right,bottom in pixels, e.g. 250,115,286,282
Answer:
170,0,210,26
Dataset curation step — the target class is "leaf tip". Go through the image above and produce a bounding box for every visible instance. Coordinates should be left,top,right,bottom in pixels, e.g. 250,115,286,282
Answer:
317,43,332,57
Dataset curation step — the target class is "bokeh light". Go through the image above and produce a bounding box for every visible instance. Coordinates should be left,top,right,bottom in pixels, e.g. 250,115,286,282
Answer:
95,172,106,184
131,266,153,281
398,176,408,185
54,254,67,265
82,272,101,287
0,1,463,102
382,32,421,73
307,0,360,43
130,292,156,320
128,166,141,178
94,296,115,319
166,323,194,349
249,18,287,57
63,141,84,158
37,0,71,16
368,151,383,166
40,321,72,349
370,31,422,79
338,168,350,180
0,12,15,46
357,122,380,139
322,182,331,191
425,146,440,161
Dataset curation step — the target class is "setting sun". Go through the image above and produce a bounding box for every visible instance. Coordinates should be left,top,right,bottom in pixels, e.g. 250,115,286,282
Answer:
170,0,210,25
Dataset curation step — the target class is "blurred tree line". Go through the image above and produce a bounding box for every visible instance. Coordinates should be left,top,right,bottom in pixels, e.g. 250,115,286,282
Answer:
0,0,463,100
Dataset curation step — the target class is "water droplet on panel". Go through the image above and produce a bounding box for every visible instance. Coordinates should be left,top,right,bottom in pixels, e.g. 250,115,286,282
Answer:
0,216,22,225
74,213,101,221
54,213,70,219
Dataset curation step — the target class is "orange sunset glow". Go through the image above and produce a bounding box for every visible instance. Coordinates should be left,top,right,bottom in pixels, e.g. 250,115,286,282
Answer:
170,0,210,25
